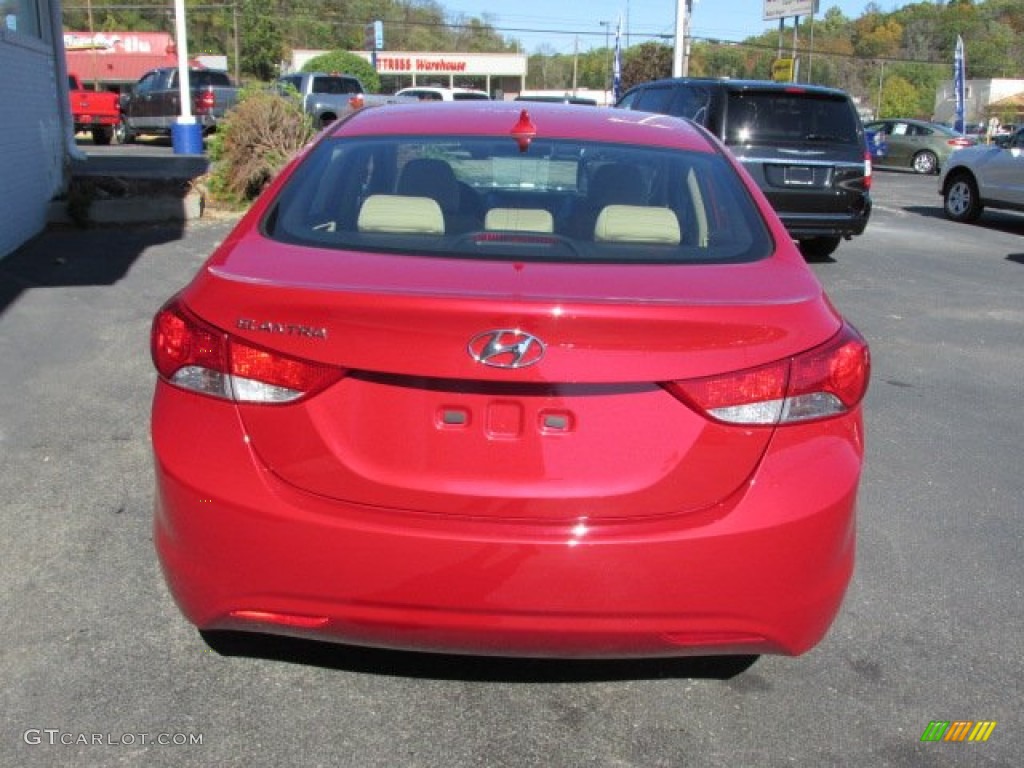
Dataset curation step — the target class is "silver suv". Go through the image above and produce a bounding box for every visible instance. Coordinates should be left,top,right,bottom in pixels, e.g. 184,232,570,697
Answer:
940,127,1024,223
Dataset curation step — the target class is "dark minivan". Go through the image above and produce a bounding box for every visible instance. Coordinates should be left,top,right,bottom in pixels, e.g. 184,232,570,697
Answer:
615,78,872,259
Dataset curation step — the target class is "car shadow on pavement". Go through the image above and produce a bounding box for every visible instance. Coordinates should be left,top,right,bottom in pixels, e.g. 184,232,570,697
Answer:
0,224,184,317
905,205,1024,236
903,205,947,221
200,630,759,681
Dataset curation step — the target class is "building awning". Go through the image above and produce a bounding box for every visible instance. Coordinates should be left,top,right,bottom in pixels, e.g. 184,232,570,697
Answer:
985,91,1024,115
66,50,184,86
64,32,186,87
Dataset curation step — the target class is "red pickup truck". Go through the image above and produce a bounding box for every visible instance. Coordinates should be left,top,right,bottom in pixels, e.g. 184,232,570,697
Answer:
68,74,122,145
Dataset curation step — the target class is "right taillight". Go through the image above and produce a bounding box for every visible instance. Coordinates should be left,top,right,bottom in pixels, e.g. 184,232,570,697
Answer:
863,150,873,190
664,322,870,426
151,300,344,404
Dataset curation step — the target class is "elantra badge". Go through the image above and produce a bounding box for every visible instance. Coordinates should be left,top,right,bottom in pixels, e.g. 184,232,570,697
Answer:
468,330,545,369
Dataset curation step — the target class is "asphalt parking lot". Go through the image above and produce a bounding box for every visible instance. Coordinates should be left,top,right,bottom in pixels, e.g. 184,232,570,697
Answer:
1,167,1021,767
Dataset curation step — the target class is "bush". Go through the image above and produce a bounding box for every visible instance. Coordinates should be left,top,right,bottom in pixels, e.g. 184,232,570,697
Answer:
206,84,315,204
301,50,381,93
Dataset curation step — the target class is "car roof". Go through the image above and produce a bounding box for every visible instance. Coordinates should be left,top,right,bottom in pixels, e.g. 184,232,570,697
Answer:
632,77,852,98
515,95,598,105
870,117,932,124
397,86,488,95
330,101,719,153
869,117,964,132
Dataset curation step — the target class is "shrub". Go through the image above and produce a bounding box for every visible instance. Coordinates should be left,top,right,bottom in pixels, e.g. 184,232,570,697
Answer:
206,84,315,204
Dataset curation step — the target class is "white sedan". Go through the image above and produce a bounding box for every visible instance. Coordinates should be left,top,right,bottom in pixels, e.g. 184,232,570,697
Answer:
940,127,1024,222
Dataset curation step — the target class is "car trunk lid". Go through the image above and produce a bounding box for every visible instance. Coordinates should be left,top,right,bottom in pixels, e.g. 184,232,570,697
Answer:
182,237,839,521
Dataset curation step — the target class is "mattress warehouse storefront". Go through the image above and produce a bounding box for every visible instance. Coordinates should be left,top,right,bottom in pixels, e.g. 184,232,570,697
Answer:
291,50,527,99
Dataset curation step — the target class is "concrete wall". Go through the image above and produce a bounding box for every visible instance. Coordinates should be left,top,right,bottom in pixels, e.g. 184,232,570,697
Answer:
1,9,66,259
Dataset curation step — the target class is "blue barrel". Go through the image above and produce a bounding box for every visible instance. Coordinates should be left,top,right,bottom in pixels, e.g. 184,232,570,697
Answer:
171,122,204,154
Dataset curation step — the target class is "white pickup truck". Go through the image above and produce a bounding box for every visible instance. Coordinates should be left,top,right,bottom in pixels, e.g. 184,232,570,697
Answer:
276,72,414,129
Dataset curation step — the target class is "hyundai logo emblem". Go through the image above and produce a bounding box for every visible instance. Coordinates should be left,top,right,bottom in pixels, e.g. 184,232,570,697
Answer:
468,329,546,369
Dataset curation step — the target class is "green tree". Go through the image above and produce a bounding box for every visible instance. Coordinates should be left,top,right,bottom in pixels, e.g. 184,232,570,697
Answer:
526,46,572,89
880,74,919,118
620,42,672,92
853,14,904,58
240,0,283,81
573,48,611,91
302,50,381,92
691,40,762,80
819,6,852,34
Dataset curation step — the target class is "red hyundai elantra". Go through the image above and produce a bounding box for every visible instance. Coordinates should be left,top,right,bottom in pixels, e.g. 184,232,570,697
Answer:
151,101,869,658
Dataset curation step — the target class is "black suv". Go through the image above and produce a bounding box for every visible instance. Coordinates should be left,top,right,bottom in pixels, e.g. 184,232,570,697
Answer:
615,78,872,259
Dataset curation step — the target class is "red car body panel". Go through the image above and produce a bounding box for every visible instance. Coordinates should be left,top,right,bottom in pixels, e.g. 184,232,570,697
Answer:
151,102,868,658
153,382,861,657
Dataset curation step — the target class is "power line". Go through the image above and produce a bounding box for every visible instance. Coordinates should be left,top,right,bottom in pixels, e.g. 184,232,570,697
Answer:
61,6,957,68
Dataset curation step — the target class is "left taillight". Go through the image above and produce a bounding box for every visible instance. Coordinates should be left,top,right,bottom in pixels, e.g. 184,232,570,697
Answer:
195,88,215,114
663,322,870,426
151,300,343,404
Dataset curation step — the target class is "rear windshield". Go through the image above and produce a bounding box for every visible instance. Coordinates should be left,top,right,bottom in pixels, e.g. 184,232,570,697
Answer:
264,136,772,264
724,91,859,145
191,70,232,88
310,76,362,95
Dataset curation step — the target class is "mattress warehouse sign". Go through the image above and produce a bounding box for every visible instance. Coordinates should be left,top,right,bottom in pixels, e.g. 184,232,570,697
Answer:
370,52,525,78
377,55,467,74
290,50,526,79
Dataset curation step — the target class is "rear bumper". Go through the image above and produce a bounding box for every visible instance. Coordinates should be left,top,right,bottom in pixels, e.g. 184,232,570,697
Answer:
777,202,872,240
73,116,120,127
152,384,862,659
124,113,219,134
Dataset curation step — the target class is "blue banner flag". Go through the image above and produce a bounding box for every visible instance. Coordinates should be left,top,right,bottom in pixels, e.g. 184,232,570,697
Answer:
953,35,965,134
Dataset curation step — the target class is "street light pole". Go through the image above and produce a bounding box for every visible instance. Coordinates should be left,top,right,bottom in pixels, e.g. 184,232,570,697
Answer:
572,35,578,96
877,60,885,119
673,0,692,78
600,21,610,101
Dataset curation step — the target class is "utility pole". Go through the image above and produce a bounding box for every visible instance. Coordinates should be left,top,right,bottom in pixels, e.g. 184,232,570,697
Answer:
572,36,578,96
792,15,800,82
626,0,630,48
86,0,97,89
232,2,240,82
877,60,885,119
672,0,692,77
600,21,610,98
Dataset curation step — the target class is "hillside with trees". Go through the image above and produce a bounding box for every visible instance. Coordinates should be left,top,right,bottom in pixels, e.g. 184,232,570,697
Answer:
62,1,1023,118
